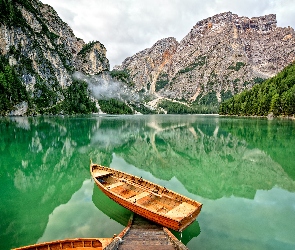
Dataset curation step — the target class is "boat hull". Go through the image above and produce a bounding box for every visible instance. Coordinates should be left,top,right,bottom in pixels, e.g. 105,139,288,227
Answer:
90,163,202,232
13,238,111,250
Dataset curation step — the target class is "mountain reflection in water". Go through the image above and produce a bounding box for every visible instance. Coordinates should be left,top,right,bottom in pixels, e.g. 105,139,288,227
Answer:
0,115,295,250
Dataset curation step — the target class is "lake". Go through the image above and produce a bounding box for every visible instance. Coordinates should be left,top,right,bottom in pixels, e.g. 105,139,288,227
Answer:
0,114,295,250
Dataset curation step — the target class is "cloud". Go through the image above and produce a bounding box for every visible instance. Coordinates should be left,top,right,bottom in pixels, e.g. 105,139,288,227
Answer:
72,71,140,101
42,0,295,68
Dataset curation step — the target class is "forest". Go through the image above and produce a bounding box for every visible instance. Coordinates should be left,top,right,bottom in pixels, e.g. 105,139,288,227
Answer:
0,56,29,116
0,55,98,115
158,99,218,114
219,62,295,117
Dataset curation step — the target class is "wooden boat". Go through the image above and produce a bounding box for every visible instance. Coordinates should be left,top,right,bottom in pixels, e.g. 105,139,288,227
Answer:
90,161,202,232
92,186,200,245
13,238,112,250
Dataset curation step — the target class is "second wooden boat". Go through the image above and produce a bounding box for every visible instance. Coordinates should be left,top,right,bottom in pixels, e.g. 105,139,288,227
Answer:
90,161,202,232
12,238,112,250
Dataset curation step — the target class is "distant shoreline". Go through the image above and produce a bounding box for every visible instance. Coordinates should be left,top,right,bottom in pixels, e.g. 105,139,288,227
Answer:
2,113,294,120
219,114,295,120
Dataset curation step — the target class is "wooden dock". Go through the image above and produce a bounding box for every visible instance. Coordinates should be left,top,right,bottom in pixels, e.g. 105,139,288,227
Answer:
105,214,188,250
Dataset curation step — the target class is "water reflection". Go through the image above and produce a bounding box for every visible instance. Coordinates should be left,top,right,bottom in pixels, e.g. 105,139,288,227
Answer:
219,117,295,180
109,154,295,249
1,115,295,250
0,116,101,249
39,179,125,242
191,187,295,250
90,115,295,200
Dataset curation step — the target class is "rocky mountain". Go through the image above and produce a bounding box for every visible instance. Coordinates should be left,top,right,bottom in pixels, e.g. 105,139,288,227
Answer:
115,12,295,106
0,0,109,115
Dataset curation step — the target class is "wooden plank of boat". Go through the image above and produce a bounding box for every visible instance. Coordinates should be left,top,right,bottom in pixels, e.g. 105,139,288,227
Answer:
12,238,112,250
90,161,202,232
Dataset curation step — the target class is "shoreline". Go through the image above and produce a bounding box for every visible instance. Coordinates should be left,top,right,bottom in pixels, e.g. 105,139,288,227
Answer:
219,114,295,120
1,113,294,120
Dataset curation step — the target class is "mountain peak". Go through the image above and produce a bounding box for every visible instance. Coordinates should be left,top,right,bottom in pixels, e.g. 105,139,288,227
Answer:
117,12,294,105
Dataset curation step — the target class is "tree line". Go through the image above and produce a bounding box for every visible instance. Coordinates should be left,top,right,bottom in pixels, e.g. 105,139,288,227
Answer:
158,99,218,114
219,62,295,116
0,56,29,116
0,55,99,116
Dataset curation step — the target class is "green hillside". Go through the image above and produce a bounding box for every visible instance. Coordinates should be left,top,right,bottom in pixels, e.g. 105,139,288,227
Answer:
219,62,295,117
0,56,30,116
0,55,98,115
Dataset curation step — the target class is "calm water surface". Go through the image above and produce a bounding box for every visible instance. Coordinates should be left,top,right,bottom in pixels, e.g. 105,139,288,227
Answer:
0,115,295,250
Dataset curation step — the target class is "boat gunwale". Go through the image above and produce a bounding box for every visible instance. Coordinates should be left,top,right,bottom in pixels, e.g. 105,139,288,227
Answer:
90,163,202,231
13,238,105,250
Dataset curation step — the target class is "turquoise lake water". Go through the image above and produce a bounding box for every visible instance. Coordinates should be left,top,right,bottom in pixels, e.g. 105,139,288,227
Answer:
0,114,295,250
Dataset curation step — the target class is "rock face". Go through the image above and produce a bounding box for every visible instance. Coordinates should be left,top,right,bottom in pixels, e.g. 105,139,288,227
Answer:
0,0,109,90
115,12,295,104
75,41,109,75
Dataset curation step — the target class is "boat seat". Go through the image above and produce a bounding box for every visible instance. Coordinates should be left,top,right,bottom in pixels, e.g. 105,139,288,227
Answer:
128,192,150,203
164,202,196,220
93,170,112,178
107,182,124,190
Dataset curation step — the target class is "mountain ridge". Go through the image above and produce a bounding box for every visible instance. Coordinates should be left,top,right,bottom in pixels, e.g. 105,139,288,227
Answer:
115,11,295,107
1,3,295,116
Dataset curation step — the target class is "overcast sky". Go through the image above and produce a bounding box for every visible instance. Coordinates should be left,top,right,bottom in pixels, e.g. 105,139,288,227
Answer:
42,0,295,69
